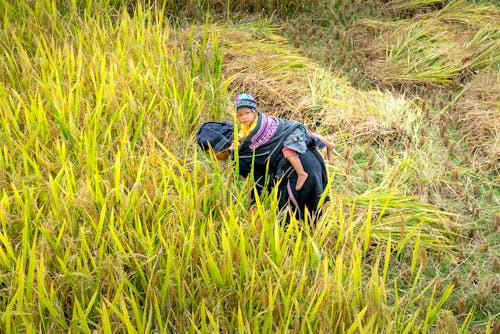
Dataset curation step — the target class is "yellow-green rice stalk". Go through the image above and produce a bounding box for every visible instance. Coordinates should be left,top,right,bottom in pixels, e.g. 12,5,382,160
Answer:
0,1,467,332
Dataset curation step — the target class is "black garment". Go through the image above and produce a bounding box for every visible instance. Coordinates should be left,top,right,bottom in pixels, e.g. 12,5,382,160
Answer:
237,112,329,221
275,148,329,221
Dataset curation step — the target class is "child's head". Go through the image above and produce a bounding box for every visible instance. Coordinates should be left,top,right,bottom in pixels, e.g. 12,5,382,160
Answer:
234,93,257,125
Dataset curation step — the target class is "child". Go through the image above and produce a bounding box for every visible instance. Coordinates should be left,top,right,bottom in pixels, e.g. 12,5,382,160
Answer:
234,93,333,191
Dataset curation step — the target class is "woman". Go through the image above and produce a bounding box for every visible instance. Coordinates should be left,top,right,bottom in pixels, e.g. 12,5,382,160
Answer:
196,116,330,222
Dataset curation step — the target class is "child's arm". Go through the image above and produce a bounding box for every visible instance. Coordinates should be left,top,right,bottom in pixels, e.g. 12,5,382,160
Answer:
310,132,334,161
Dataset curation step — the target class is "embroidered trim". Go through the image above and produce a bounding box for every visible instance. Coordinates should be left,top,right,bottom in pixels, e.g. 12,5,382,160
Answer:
249,114,279,149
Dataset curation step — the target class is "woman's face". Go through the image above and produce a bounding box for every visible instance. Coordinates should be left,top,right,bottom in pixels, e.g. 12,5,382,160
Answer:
207,147,232,160
214,149,231,160
236,107,257,125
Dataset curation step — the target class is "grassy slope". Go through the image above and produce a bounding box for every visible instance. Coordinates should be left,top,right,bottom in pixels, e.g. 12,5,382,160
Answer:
0,0,498,332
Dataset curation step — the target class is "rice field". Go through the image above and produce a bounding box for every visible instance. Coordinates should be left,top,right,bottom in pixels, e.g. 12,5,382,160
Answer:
0,0,498,333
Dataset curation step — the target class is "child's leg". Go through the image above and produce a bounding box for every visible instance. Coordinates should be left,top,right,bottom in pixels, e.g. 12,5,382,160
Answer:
283,147,308,190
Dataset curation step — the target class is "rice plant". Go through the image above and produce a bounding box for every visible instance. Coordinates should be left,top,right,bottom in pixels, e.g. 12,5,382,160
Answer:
0,0,487,332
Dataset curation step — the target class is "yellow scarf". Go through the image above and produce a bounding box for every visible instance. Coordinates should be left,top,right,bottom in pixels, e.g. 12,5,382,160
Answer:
238,113,259,140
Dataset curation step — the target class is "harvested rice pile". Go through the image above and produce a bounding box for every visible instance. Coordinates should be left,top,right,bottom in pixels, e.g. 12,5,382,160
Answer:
346,0,499,169
350,1,499,85
201,24,422,145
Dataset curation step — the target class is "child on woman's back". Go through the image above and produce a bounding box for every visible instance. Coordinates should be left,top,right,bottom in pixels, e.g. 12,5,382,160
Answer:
234,93,333,190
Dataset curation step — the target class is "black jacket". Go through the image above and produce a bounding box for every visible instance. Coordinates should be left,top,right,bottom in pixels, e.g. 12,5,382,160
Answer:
236,112,329,220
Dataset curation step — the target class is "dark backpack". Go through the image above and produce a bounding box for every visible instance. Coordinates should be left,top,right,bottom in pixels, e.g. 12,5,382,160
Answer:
196,121,234,151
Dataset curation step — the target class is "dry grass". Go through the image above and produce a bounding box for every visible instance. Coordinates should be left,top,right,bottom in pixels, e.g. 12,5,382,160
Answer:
200,24,423,147
453,70,500,170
